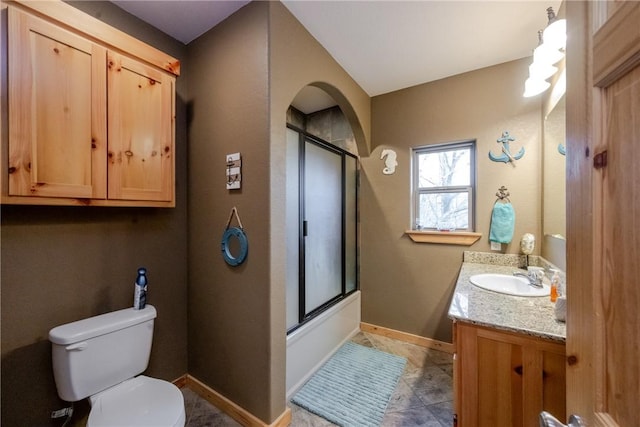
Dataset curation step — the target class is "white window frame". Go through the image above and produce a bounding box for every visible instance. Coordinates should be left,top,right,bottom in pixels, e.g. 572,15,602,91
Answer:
411,140,476,232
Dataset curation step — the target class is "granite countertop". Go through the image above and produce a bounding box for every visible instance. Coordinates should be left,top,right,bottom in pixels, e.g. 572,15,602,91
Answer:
448,252,566,342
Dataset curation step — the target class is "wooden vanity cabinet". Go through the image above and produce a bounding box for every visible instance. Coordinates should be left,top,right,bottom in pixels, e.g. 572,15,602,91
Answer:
454,322,566,427
4,2,178,207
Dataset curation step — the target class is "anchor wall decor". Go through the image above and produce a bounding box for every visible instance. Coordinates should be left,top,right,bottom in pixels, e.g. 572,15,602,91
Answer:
489,131,525,163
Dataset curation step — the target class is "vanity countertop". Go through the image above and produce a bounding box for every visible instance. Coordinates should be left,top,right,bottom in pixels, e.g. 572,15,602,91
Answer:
448,260,566,342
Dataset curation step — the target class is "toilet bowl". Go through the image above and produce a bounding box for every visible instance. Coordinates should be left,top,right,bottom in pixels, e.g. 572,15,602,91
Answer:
88,376,185,427
49,305,185,427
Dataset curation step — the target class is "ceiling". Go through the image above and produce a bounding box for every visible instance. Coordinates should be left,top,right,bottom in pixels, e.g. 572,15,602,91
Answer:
111,0,560,108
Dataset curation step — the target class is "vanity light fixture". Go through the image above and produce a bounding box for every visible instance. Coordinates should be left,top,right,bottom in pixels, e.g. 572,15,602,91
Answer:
542,7,566,51
523,7,566,98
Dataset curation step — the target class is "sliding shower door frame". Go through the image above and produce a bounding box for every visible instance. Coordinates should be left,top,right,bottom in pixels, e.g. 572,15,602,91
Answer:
287,124,359,334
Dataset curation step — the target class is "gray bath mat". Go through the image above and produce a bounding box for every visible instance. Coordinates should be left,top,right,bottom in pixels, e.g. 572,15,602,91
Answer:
291,341,407,427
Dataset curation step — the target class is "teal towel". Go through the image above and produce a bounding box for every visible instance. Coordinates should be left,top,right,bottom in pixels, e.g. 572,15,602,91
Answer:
489,202,515,244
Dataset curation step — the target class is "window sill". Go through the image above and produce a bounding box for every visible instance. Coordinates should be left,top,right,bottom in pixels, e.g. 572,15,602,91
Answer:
405,230,482,246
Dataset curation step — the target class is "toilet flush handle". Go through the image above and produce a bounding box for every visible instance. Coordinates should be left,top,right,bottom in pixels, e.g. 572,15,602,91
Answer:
65,342,88,352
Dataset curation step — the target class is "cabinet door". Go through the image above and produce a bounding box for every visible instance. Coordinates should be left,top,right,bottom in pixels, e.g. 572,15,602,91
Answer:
477,333,524,426
540,348,566,421
107,52,174,202
456,323,566,427
521,341,567,425
8,8,107,199
457,323,524,427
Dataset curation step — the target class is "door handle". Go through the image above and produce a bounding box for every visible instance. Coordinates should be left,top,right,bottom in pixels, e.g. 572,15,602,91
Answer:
539,412,585,427
65,342,88,352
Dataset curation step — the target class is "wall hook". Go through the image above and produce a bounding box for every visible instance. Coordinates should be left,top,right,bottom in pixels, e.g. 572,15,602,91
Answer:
495,185,511,203
489,131,525,163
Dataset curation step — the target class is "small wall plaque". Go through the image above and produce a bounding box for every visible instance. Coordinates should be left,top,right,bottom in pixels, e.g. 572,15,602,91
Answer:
380,149,398,175
226,152,241,190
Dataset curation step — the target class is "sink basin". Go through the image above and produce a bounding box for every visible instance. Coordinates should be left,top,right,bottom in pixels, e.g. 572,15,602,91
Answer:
469,273,550,297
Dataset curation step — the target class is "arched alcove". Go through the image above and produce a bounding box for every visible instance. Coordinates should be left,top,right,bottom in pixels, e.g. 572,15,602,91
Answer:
287,83,368,157
283,83,361,398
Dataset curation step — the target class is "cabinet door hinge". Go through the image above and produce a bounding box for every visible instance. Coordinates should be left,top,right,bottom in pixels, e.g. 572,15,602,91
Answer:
593,150,608,169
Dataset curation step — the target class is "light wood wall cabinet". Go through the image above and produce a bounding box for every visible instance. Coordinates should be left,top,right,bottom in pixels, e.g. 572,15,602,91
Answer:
4,1,180,207
454,322,566,427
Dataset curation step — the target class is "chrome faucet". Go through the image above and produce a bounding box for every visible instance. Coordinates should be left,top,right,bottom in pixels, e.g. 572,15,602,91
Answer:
513,270,544,288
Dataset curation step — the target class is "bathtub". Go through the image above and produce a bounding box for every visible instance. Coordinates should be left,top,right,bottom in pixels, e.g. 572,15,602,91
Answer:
286,290,361,398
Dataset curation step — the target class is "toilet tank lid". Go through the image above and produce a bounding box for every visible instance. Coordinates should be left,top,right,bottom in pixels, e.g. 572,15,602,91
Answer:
49,305,157,345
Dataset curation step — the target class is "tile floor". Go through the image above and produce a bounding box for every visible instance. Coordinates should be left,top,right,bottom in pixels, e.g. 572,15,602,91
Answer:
182,331,454,427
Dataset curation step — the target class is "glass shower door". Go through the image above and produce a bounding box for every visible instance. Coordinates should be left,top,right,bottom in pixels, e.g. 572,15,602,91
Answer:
303,140,343,315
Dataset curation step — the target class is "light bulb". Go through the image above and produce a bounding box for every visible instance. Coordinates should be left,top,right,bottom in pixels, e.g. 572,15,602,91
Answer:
529,61,557,80
533,42,564,66
543,18,566,50
523,77,550,97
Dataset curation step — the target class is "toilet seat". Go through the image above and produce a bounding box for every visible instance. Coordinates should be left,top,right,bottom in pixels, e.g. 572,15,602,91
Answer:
87,375,185,427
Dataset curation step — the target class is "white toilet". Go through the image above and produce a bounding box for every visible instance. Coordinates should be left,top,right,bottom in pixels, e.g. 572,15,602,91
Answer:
49,305,185,427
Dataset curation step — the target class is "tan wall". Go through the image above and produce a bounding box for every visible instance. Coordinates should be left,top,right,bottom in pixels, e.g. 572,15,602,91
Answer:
362,58,542,343
186,1,275,422
269,3,370,419
270,3,371,157
0,2,189,426
186,2,371,422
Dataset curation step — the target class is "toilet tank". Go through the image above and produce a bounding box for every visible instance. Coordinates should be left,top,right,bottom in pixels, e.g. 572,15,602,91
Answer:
49,305,157,402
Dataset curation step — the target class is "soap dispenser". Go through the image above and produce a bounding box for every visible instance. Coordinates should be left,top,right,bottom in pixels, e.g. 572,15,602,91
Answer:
549,269,560,303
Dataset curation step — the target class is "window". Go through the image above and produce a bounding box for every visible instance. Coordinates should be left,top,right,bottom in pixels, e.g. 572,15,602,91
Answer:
412,141,476,231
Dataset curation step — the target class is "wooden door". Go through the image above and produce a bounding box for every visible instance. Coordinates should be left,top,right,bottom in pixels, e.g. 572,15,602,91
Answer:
107,51,174,202
566,1,640,425
8,7,107,199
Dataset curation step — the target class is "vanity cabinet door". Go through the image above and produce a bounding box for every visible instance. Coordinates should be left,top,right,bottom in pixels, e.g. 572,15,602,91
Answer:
455,322,566,427
540,348,566,422
107,52,175,202
8,8,107,199
475,333,524,426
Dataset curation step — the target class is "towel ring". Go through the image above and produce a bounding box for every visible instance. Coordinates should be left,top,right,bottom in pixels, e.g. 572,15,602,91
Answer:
221,207,248,266
221,227,248,266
